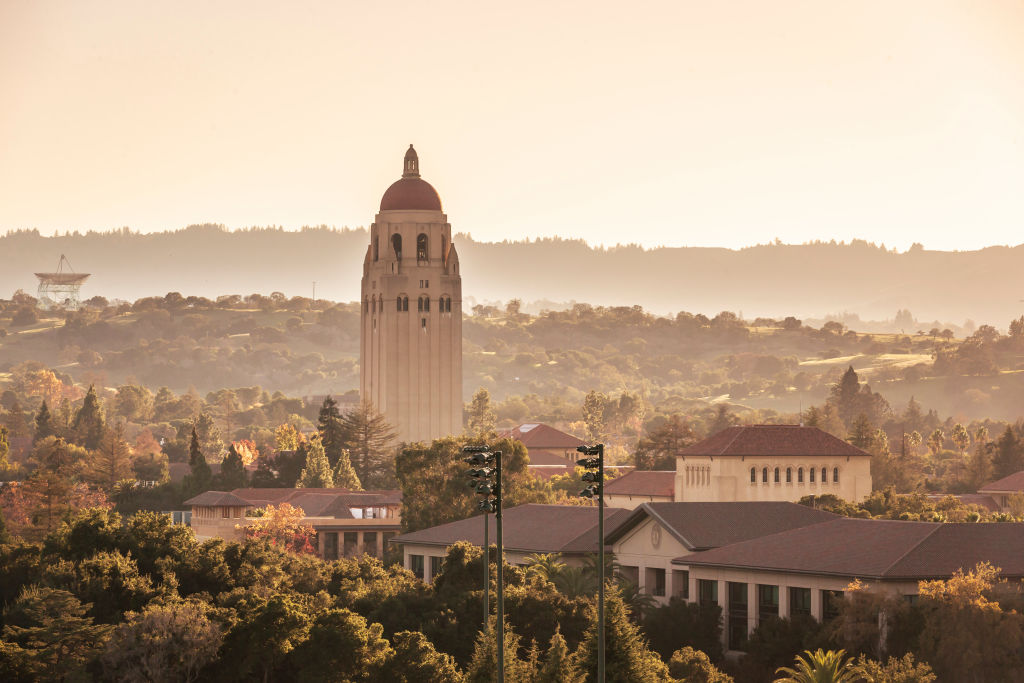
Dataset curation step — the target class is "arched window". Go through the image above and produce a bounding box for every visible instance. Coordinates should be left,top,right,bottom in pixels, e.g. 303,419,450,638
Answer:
396,296,402,312
833,467,839,483
417,233,428,262
821,467,828,483
364,298,369,313
774,467,780,483
391,234,402,260
786,467,792,483
424,297,430,312
797,467,804,483
402,296,409,311
809,467,815,483
373,236,379,261
750,467,756,484
762,467,768,483
371,297,376,313
417,297,424,312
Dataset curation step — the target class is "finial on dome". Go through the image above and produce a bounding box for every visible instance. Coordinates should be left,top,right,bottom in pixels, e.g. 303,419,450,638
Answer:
403,144,420,178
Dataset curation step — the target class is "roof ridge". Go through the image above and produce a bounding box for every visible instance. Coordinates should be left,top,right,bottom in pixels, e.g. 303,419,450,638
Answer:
876,520,943,576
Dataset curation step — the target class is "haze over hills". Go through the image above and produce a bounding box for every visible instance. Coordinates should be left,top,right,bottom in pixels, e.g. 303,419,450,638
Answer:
4,225,1024,326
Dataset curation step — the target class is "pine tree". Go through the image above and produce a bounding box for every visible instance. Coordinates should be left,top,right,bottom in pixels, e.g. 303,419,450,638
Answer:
86,421,133,490
991,426,1023,479
536,628,582,683
847,414,874,450
340,401,397,488
297,434,334,488
333,450,362,490
73,385,106,450
186,427,212,493
574,587,672,682
34,400,56,444
220,443,247,489
318,396,346,467
193,412,224,463
465,617,536,683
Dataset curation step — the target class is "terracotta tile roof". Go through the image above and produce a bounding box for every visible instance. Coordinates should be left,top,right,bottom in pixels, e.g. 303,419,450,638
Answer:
604,470,675,497
500,423,586,450
391,504,630,555
526,449,578,466
681,425,870,458
183,491,252,506
925,493,1001,512
606,502,838,550
675,517,1024,580
979,470,1024,493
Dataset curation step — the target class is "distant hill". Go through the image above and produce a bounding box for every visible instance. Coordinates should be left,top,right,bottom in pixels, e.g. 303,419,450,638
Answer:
4,226,1023,325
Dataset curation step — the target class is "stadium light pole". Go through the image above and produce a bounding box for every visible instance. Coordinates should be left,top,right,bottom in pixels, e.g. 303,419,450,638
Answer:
464,445,504,683
578,443,605,683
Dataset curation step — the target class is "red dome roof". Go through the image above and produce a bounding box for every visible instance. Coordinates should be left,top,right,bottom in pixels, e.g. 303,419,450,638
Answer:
379,144,443,212
380,177,443,212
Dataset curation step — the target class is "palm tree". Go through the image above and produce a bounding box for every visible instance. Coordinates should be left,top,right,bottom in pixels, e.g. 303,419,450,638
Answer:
524,553,567,583
775,649,856,683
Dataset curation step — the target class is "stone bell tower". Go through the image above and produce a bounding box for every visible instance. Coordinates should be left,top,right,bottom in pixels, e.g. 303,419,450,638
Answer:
360,145,463,443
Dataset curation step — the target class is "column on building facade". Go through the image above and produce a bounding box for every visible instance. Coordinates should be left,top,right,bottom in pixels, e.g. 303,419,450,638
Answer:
778,582,790,618
747,583,758,635
689,573,698,603
376,532,384,559
317,531,326,557
811,587,823,621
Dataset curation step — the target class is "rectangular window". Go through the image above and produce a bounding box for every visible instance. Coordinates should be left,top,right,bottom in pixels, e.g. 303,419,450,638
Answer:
421,318,427,329
790,587,811,617
221,507,230,518
619,565,640,586
343,532,359,557
323,532,339,561
758,584,779,623
672,570,690,599
698,579,718,606
727,582,748,651
822,590,844,621
430,555,443,581
646,568,666,597
363,531,378,557
410,554,424,580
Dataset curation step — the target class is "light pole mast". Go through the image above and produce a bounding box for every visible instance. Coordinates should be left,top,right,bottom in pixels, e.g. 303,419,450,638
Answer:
464,445,504,682
578,443,605,683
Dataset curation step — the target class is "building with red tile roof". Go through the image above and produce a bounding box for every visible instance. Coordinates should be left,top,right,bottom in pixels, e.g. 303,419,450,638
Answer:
979,470,1024,512
603,470,675,508
673,424,872,503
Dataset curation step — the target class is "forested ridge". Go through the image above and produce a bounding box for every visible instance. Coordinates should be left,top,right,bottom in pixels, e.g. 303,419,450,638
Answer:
5,224,1024,322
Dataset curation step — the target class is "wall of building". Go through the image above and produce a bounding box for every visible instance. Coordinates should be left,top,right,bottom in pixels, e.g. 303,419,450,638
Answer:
611,516,692,605
603,493,673,510
674,455,872,503
361,208,462,443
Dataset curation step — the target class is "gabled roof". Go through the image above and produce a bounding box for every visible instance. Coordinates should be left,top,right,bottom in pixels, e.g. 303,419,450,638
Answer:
500,423,586,450
606,502,838,550
183,487,401,518
680,425,870,458
604,471,675,498
525,449,578,466
391,504,630,555
979,471,1024,493
674,517,1024,580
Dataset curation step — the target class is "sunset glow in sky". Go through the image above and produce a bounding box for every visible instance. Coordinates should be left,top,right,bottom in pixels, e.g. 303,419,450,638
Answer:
2,1,1023,250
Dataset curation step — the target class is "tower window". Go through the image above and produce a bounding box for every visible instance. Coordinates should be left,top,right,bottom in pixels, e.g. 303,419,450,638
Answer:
417,233,428,262
364,298,369,313
421,318,427,329
373,236,379,261
391,234,402,260
402,296,409,311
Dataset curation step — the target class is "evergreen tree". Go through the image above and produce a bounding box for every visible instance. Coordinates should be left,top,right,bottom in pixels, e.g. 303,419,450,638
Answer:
582,390,607,441
3,398,32,438
333,450,362,490
297,434,334,488
185,427,212,493
340,401,397,488
709,404,738,435
536,628,582,683
220,443,247,489
992,426,1023,479
33,400,56,444
831,365,862,425
0,425,10,472
318,396,346,467
193,412,224,463
465,617,535,683
847,414,874,450
467,387,497,439
379,631,463,683
73,384,106,449
575,586,672,682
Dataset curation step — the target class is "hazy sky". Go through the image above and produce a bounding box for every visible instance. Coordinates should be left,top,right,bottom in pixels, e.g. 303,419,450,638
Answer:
2,1,1022,250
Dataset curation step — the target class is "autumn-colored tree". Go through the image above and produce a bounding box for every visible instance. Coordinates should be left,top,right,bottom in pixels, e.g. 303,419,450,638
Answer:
0,425,11,472
242,503,316,554
25,437,88,532
273,422,305,452
917,562,1024,682
333,450,362,490
86,421,134,490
